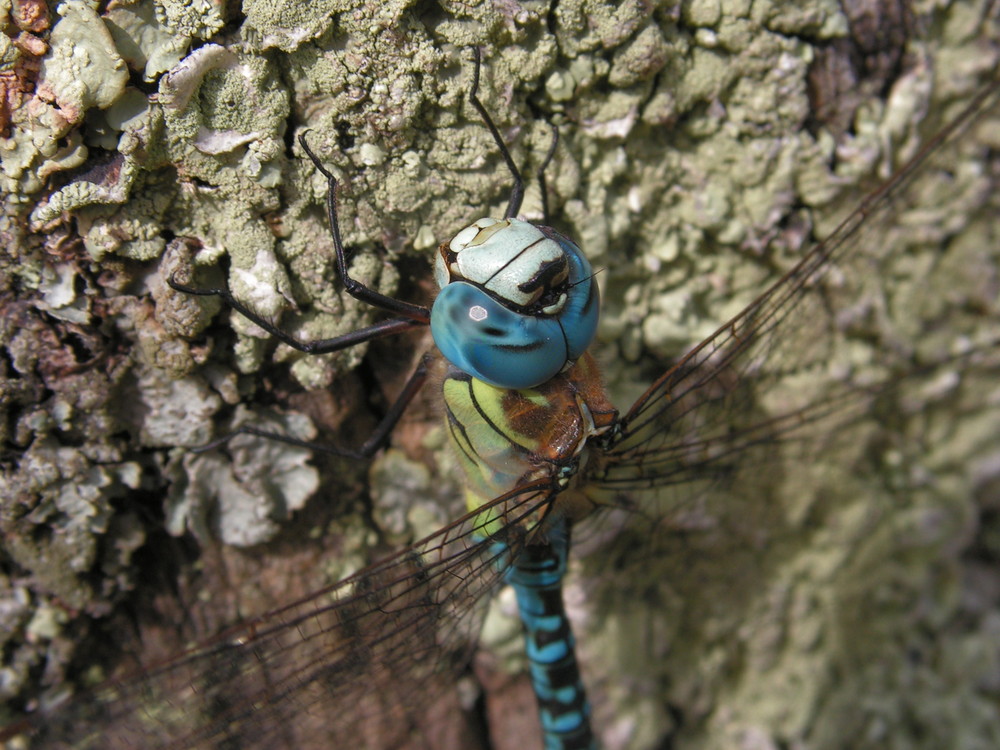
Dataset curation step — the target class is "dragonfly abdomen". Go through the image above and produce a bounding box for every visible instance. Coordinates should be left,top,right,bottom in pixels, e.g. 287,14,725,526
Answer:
502,522,597,750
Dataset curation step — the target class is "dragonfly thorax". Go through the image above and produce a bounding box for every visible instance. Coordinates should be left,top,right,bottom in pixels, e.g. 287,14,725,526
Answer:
442,351,618,524
430,217,600,389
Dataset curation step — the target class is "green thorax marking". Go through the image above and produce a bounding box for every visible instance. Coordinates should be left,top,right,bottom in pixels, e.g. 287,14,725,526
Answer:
442,352,617,535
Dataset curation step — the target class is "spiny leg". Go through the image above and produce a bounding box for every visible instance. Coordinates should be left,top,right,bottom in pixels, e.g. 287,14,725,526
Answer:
298,133,430,322
536,123,559,224
169,127,446,454
469,47,560,223
167,134,433,354
469,47,524,220
167,275,425,354
188,352,434,459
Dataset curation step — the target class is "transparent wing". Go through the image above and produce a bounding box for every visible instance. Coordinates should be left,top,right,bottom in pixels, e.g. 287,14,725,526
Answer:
591,77,1000,497
7,483,556,749
564,77,1000,747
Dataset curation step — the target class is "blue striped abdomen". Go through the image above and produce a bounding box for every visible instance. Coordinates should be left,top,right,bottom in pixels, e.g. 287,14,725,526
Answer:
502,521,596,750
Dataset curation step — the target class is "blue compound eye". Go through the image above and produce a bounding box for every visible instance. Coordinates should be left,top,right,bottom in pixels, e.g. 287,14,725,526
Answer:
430,218,599,389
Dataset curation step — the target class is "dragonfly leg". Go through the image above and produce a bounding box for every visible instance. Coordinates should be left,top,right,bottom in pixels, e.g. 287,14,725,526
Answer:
167,130,436,354
536,122,559,224
191,351,433,459
169,273,425,354
468,47,524,220
297,133,431,323
168,71,450,457
470,48,560,223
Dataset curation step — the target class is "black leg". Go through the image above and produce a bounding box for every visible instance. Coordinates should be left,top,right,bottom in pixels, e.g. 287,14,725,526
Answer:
172,48,540,459
168,273,425,354
536,123,559,224
166,131,432,354
191,353,433,459
469,48,560,223
469,47,525,220
298,134,430,323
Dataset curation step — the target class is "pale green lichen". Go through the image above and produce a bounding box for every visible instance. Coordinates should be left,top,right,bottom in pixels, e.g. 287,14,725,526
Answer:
0,29,16,68
314,510,381,586
368,449,441,539
1,0,124,198
165,408,319,546
104,0,190,81
240,0,346,52
74,168,173,261
40,1,128,114
3,440,145,613
36,261,89,323
30,152,143,226
154,0,224,41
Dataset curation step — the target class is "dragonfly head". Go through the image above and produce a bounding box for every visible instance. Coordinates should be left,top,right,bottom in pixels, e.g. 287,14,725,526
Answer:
430,218,600,389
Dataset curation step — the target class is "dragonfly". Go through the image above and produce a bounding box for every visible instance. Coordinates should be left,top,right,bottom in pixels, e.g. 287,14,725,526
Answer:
4,48,999,749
